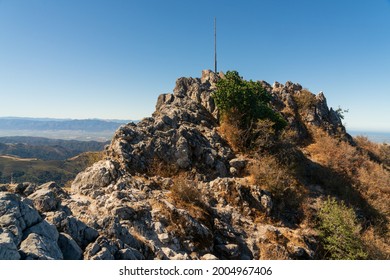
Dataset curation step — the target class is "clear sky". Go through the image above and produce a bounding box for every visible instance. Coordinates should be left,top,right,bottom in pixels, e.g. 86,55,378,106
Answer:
0,0,389,132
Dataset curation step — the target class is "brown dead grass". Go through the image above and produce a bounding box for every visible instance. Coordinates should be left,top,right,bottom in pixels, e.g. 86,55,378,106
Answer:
218,114,246,152
248,155,305,222
305,127,390,258
362,227,390,259
306,128,365,178
294,89,318,111
147,156,179,177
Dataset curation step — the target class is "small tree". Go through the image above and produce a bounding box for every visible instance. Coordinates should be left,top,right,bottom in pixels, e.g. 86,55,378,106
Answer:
318,197,368,260
212,71,286,131
213,71,287,150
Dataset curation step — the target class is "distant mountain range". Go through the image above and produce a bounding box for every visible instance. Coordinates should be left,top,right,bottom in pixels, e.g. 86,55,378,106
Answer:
0,117,130,131
0,117,133,141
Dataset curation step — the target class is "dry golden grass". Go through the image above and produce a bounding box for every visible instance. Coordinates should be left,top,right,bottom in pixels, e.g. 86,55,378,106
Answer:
305,127,390,258
259,243,289,260
147,156,179,177
169,175,203,205
294,89,317,111
306,128,364,177
248,155,305,216
362,227,390,259
354,136,381,156
218,114,246,152
307,128,390,208
355,136,390,169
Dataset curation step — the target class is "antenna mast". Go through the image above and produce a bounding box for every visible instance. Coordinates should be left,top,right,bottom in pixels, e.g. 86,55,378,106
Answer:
214,17,217,73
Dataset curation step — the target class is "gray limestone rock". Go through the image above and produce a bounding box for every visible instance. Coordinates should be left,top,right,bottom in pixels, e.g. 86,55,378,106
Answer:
28,188,59,213
59,216,98,249
71,160,119,198
0,232,20,260
116,247,144,260
0,192,42,248
58,233,83,260
23,220,59,241
19,233,63,260
105,73,233,179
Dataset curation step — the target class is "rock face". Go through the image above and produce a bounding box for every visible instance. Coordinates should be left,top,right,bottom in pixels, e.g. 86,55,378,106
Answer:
1,70,350,259
263,80,350,142
106,70,233,180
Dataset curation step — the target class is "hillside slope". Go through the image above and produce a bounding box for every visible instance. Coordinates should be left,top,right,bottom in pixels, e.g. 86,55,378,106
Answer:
0,136,107,160
0,70,388,260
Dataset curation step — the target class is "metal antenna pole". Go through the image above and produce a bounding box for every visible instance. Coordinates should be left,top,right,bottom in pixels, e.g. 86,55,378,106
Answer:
214,17,217,73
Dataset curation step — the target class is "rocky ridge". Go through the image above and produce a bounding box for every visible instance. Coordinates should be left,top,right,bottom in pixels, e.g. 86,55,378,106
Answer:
0,70,348,260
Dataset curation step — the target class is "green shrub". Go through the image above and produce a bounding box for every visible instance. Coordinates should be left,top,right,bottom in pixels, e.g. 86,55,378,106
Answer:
213,71,286,131
318,197,368,260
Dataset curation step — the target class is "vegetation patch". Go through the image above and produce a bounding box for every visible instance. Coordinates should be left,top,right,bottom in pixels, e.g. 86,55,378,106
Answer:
213,71,286,151
317,197,368,260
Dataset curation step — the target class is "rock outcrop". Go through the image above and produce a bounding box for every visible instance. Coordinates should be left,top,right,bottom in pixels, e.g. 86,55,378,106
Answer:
1,70,351,260
106,70,233,180
263,80,350,142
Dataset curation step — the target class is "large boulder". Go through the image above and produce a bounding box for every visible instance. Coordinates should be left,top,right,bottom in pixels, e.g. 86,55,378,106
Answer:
19,233,63,260
71,160,119,198
0,192,42,247
58,233,83,260
0,232,20,260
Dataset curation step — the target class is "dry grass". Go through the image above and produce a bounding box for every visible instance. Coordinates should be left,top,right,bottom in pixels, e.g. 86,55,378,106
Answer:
307,129,390,214
248,155,305,220
168,175,214,229
218,113,246,152
304,127,390,258
147,156,179,177
294,89,317,111
249,155,296,194
354,136,381,156
355,136,390,169
259,243,289,260
306,128,364,178
362,227,390,259
169,175,203,205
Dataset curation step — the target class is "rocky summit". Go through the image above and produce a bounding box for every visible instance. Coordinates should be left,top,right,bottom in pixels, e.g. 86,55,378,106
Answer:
0,70,360,260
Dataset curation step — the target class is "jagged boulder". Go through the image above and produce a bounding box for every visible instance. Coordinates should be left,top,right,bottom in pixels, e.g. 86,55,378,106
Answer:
0,192,42,248
268,80,351,141
58,216,99,249
27,182,65,213
105,71,233,179
19,220,63,260
0,232,20,260
58,233,83,260
19,233,63,260
0,192,65,260
71,160,119,198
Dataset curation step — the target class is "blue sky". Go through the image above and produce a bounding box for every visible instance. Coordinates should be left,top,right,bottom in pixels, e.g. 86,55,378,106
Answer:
0,0,389,132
